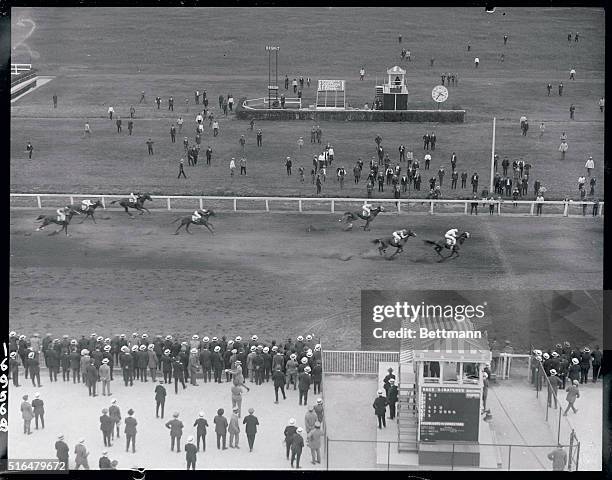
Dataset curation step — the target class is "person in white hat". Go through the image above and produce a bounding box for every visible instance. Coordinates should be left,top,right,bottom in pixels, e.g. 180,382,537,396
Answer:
98,450,112,470
27,351,42,388
307,420,323,465
74,438,89,470
212,345,223,383
373,390,388,429
9,351,21,387
155,380,167,418
30,392,45,429
193,411,208,451
564,380,580,416
247,346,257,383
548,368,563,409
188,348,201,386
228,407,241,448
314,398,324,423
387,378,399,420
162,349,173,384
21,394,33,434
55,433,69,469
568,357,581,385
298,366,312,406
284,418,298,459
185,435,198,470
286,354,299,390
99,358,112,396
290,427,305,468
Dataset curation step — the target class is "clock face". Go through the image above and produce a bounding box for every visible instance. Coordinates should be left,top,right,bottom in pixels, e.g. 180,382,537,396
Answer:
432,85,449,102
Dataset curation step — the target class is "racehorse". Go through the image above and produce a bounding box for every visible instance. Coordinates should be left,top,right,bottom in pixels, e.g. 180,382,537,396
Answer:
340,206,385,231
78,200,104,223
35,207,81,236
110,193,153,216
172,210,216,235
371,230,417,259
423,231,470,262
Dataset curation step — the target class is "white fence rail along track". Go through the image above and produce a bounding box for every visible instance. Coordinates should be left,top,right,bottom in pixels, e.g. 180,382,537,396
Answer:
10,193,604,217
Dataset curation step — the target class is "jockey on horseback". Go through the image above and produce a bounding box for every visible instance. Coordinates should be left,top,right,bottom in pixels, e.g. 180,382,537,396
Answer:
392,228,410,244
129,192,138,204
192,210,202,222
56,206,70,222
362,202,372,218
81,199,94,211
445,228,459,247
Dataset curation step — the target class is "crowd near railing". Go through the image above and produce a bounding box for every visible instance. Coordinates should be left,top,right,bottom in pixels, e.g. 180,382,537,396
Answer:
9,193,604,217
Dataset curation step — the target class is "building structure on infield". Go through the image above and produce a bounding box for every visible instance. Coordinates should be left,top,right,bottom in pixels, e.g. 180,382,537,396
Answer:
374,65,409,111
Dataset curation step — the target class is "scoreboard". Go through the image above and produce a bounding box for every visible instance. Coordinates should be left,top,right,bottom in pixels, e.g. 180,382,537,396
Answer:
419,386,481,442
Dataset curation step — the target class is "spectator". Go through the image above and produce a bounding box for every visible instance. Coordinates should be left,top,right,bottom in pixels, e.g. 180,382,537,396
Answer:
290,427,305,469
373,390,388,429
585,156,594,176
563,380,580,416
214,408,228,450
548,445,568,471
307,422,323,465
535,192,545,216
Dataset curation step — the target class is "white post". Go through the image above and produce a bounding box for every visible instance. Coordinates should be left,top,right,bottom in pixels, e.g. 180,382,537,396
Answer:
265,199,269,212
464,201,468,215
298,199,303,212
101,196,106,209
166,198,171,211
70,196,74,205
489,117,496,194
430,201,434,215
530,202,535,215
497,201,501,215
36,195,41,209
563,202,569,217
199,198,203,210
233,198,237,211
331,200,335,213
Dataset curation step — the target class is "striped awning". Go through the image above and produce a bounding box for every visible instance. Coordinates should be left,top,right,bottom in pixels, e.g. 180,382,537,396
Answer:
410,317,491,362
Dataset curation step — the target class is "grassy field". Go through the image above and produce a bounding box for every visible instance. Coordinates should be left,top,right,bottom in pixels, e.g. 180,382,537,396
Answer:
9,210,603,350
10,7,605,199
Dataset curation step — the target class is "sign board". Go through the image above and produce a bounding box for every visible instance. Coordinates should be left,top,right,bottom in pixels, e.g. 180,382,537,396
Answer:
419,386,480,442
317,80,345,91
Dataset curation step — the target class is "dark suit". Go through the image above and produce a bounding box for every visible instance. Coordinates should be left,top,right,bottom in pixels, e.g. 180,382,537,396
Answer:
373,396,388,428
166,418,184,451
298,372,311,405
243,414,259,450
100,414,114,446
55,440,69,469
124,416,137,452
185,443,197,470
387,385,399,419
85,364,98,396
193,418,208,451
214,415,228,449
155,384,166,418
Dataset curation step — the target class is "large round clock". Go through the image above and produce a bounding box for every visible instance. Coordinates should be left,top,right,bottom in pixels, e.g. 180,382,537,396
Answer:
432,85,449,103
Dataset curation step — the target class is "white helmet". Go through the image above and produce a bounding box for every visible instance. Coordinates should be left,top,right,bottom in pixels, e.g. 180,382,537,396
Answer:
306,335,313,341
301,357,308,364
192,335,199,340
132,345,138,352
297,336,304,341
203,337,210,342
81,349,89,356
214,346,221,352
190,348,198,354
251,335,258,341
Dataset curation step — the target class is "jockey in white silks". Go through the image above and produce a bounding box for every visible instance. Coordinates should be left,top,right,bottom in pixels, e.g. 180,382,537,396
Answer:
192,210,202,222
81,199,94,211
362,203,372,218
392,229,409,244
445,228,459,247
129,192,138,204
56,206,69,222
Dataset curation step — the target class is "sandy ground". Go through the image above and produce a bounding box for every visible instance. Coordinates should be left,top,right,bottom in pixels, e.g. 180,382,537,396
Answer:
10,210,602,350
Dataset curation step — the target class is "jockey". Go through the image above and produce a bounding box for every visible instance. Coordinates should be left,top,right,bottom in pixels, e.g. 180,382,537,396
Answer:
129,192,138,204
445,228,459,247
192,210,202,222
81,199,94,211
392,228,409,244
56,206,70,222
362,203,372,218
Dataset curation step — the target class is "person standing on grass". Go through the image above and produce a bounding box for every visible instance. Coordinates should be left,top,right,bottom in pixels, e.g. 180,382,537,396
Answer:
256,129,263,147
177,116,183,133
285,157,292,175
569,104,575,120
155,380,166,418
239,157,247,175
146,138,154,155
539,122,545,138
108,106,114,120
316,175,322,195
585,156,594,176
563,380,580,416
116,116,122,133
213,120,219,137
127,120,133,136
547,83,552,96
194,412,208,452
229,158,236,177
206,146,212,166
139,91,146,104
170,124,176,143
535,192,544,216
569,67,576,80
52,94,58,108
559,82,564,96
26,141,34,159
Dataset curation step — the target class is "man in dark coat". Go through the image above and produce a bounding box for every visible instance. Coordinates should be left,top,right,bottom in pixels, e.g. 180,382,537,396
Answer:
387,379,399,419
373,390,388,428
55,434,69,469
383,368,395,396
9,352,20,386
291,427,305,468
243,408,259,452
193,412,209,452
161,349,173,384
199,346,212,383
100,408,114,446
85,360,98,396
185,436,198,470
214,408,228,450
124,408,137,453
155,380,167,418
98,452,112,469
27,352,41,387
173,357,186,393
46,347,60,382
166,412,185,452
272,366,287,403
31,393,45,429
298,367,312,406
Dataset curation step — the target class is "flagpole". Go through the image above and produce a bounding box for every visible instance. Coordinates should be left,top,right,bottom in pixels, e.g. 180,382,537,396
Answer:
489,117,496,194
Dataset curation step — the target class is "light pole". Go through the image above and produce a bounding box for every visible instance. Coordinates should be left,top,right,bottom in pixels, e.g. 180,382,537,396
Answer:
265,45,279,109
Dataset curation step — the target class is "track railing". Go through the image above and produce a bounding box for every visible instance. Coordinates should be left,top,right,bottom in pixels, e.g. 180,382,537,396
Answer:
9,193,604,217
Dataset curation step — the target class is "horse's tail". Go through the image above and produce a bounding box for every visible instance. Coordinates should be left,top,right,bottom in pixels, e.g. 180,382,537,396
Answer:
171,217,182,224
423,239,438,246
371,239,381,245
35,215,45,220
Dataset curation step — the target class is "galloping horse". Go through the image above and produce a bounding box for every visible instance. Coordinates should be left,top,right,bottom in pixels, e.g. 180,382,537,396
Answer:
35,207,81,236
371,229,417,259
423,231,471,262
78,200,104,223
172,210,216,235
110,193,153,216
340,206,385,231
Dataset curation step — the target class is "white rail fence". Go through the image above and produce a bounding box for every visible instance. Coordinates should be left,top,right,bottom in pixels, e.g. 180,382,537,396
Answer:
11,63,33,74
322,350,400,375
9,193,604,216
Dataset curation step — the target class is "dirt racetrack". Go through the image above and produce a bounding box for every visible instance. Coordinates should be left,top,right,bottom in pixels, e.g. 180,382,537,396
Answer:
10,210,602,350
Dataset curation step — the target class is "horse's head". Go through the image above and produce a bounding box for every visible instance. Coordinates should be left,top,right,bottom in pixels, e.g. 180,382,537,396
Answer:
206,209,216,217
141,193,152,201
460,231,470,239
375,206,385,213
406,229,417,238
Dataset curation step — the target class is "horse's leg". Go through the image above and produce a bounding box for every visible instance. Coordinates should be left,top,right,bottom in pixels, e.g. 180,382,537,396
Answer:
204,223,214,234
185,223,193,234
91,213,97,224
174,223,184,235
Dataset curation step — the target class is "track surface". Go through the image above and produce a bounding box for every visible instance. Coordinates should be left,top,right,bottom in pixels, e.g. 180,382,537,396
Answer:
10,210,602,350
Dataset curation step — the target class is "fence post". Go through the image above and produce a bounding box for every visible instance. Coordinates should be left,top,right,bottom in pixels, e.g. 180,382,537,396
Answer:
397,201,401,213
101,196,106,209
530,202,535,215
233,198,237,211
430,201,434,215
70,196,74,205
497,201,501,215
326,437,329,470
557,406,562,445
600,204,604,217
451,443,455,471
353,353,356,375
265,199,269,212
464,201,468,215
36,195,41,209
507,445,512,471
387,442,390,471
331,200,335,213
199,198,203,210
299,199,303,212
563,202,569,217
166,198,171,211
